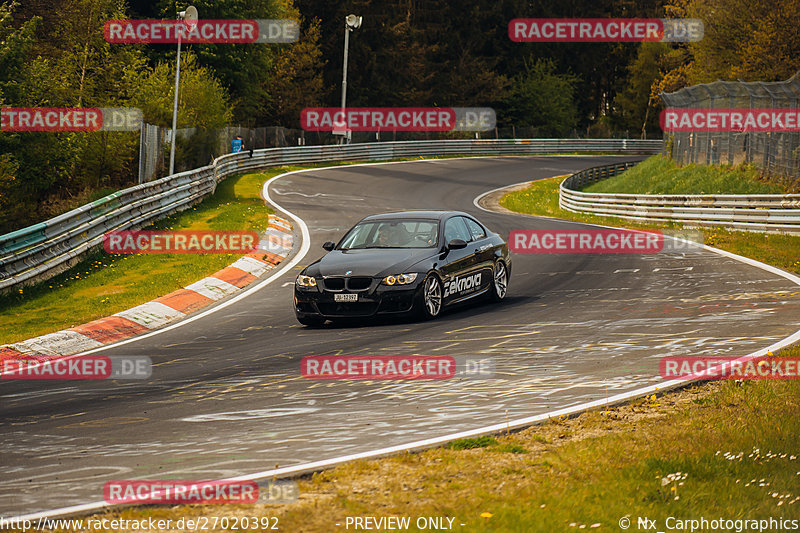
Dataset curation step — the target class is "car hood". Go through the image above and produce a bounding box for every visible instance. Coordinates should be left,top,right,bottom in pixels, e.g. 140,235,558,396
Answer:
305,248,436,278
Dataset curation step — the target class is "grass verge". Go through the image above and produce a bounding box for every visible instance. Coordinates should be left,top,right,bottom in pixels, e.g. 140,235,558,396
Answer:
0,152,656,346
582,155,789,195
0,170,278,345
499,173,800,276
44,350,800,533
26,158,800,532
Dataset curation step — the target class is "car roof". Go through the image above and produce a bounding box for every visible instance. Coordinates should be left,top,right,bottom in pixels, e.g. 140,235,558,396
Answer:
361,210,472,222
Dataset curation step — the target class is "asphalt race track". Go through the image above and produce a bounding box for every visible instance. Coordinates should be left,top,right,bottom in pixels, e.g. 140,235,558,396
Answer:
2,156,799,517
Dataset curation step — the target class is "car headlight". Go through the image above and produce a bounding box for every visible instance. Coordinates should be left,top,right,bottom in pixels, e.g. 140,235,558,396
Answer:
296,274,317,288
381,273,418,286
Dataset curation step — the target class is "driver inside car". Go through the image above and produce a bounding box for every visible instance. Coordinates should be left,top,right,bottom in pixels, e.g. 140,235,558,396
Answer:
375,225,411,247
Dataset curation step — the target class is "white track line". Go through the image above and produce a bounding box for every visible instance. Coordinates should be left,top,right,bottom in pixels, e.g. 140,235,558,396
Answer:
71,156,604,355
9,157,800,522
72,157,575,355
4,160,543,371
474,178,800,287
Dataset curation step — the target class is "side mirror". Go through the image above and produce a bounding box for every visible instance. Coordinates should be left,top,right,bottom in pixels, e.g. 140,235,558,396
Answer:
322,241,336,251
447,238,468,250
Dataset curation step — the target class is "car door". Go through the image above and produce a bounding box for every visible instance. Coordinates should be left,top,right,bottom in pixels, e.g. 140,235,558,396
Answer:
463,215,494,263
439,216,481,304
461,216,495,294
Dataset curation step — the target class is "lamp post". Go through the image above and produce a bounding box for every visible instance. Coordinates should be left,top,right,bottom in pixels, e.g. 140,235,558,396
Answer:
339,14,362,144
169,5,197,176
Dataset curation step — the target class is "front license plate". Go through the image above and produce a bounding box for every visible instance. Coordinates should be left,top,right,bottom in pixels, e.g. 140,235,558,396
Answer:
334,293,358,302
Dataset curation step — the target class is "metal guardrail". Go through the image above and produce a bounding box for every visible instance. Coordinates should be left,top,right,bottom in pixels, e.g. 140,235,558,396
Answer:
560,161,800,233
0,138,662,291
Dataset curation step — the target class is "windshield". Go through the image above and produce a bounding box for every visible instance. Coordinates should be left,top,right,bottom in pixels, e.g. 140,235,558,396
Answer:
338,220,439,250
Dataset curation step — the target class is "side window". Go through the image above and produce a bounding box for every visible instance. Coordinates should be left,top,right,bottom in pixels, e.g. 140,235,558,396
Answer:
463,217,486,241
443,217,471,243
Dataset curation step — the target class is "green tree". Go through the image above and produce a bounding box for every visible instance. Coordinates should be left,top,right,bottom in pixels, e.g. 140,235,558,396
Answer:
501,57,579,136
0,1,39,101
297,0,661,130
0,1,48,232
1,0,162,230
130,51,231,129
666,0,800,83
264,16,327,127
129,51,232,170
0,152,25,234
152,0,297,124
11,0,149,207
612,42,671,138
297,0,510,109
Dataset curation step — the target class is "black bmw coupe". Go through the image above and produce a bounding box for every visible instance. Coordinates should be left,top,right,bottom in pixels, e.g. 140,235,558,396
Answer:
294,210,511,325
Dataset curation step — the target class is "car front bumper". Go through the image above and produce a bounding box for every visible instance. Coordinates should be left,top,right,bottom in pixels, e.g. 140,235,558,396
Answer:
294,280,421,319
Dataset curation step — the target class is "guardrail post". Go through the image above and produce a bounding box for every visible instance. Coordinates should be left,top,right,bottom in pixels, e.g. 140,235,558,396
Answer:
560,160,800,233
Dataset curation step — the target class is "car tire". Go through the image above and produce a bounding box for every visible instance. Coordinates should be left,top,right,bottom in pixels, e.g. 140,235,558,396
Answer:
489,260,508,302
297,315,325,327
415,273,443,320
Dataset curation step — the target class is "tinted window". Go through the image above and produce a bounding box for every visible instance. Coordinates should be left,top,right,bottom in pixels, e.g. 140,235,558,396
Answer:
443,217,471,243
339,219,438,249
463,217,487,241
